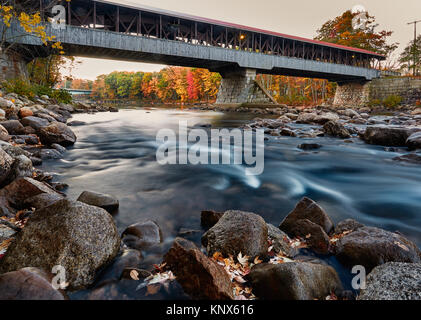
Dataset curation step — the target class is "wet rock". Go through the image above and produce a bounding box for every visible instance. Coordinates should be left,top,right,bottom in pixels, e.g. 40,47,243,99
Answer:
334,219,364,235
202,210,268,259
323,121,351,139
335,226,421,272
246,262,342,300
1,143,31,158
0,124,9,141
344,108,360,118
164,237,234,300
18,107,33,118
77,191,119,213
0,199,120,290
314,112,340,124
0,120,25,135
267,224,297,257
296,112,317,124
38,122,76,146
289,219,330,255
0,224,16,241
0,148,13,187
285,113,298,120
94,249,143,287
20,116,49,131
67,120,86,126
298,143,322,150
201,210,224,229
9,155,33,181
357,262,421,300
23,193,63,210
0,267,66,300
30,156,42,166
34,149,63,160
121,220,163,250
51,143,66,154
279,197,334,236
406,132,421,149
363,126,414,146
0,109,5,120
393,153,421,165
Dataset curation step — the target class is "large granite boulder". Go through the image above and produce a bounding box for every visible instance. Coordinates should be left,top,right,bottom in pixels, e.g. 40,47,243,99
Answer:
0,267,66,300
279,197,334,236
164,237,234,300
246,262,342,300
323,121,351,139
20,116,49,131
363,126,415,146
0,199,121,290
0,120,25,135
202,210,268,259
357,262,421,300
406,131,421,149
335,226,421,272
38,122,76,146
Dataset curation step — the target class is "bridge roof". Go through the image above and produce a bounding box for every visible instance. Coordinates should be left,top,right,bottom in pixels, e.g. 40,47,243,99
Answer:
97,0,385,59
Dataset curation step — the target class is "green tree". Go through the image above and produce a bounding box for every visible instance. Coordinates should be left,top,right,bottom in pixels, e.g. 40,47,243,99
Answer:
399,35,421,75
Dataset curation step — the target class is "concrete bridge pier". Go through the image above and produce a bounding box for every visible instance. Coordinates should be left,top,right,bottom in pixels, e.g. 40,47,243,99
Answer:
0,51,29,81
333,82,370,107
215,68,274,106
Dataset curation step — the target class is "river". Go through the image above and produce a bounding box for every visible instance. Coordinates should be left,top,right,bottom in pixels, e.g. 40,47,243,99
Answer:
39,106,421,297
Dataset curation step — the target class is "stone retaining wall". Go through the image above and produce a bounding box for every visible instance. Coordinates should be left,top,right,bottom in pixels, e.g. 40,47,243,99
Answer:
0,52,28,81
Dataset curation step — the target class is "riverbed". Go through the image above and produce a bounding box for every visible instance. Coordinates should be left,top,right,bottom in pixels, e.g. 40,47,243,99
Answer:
40,107,421,279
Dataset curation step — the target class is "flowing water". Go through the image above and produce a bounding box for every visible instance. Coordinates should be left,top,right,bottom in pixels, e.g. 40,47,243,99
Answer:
40,106,421,298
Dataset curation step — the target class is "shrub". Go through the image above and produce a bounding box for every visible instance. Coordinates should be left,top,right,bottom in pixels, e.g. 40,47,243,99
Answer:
382,95,403,109
368,99,382,107
3,78,35,98
33,85,53,98
51,89,72,104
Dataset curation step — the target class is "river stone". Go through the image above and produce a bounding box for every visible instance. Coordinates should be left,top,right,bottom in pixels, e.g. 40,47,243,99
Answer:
94,249,143,288
0,120,25,135
201,210,224,229
9,155,33,181
18,107,33,118
20,116,49,131
0,97,14,109
164,237,234,300
279,197,334,236
0,267,66,300
296,112,317,124
1,143,31,158
202,210,268,259
246,262,342,300
335,226,421,272
23,192,64,210
357,262,421,300
406,132,421,149
333,219,364,235
298,143,322,150
323,121,351,139
0,124,9,142
289,219,330,255
38,122,76,146
0,224,16,241
393,153,421,164
0,109,5,120
0,148,13,187
363,126,414,146
314,112,340,124
77,190,119,213
267,223,297,258
0,200,120,290
121,220,163,250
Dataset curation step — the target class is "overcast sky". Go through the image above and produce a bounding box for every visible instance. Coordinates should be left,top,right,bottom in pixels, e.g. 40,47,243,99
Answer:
62,0,421,80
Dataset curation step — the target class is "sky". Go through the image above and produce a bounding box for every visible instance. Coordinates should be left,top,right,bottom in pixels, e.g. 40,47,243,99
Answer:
62,0,421,80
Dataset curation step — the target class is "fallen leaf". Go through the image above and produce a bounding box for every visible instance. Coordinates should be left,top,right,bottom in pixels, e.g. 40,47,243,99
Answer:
237,252,249,267
394,241,409,251
254,256,263,265
130,269,139,280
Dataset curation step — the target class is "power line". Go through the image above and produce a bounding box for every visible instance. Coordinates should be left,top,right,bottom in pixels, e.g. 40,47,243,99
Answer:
407,20,421,76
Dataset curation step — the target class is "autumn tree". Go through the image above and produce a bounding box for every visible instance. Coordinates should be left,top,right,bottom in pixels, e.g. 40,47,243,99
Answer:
399,35,421,76
315,10,398,64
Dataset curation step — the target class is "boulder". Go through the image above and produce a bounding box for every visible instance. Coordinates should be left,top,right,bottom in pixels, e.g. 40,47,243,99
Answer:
121,220,163,250
323,121,351,139
298,143,322,151
77,191,119,213
314,112,340,124
8,155,33,181
363,126,414,146
279,197,334,236
0,124,9,142
164,237,234,300
18,107,33,118
33,149,63,160
267,224,297,257
23,193,63,210
406,132,421,149
296,112,317,124
0,267,66,300
20,116,49,131
0,199,120,290
357,262,421,300
333,219,364,235
202,210,268,259
289,219,330,255
246,262,342,300
0,120,25,135
344,108,360,118
201,210,224,229
38,122,76,146
0,148,13,187
335,226,421,272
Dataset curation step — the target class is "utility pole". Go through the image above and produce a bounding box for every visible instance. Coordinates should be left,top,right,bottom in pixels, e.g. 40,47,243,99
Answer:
407,20,421,76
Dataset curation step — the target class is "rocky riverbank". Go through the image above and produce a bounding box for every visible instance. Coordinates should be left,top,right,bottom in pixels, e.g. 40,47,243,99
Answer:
1,90,421,300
